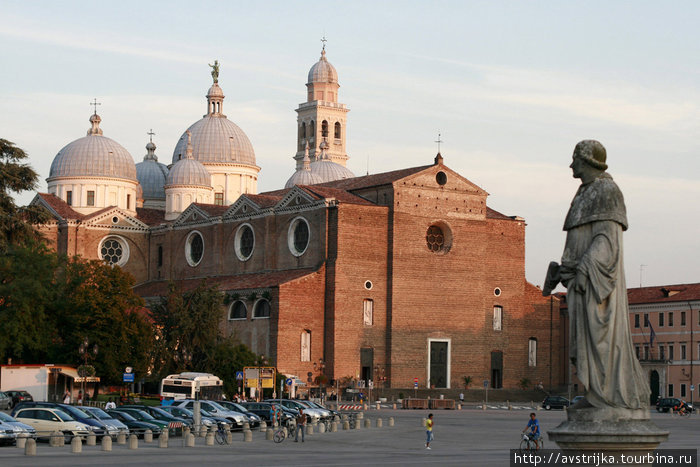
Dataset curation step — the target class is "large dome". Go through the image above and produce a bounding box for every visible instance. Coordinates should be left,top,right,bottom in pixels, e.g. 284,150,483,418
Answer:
308,49,338,84
310,157,354,183
136,141,168,200
172,116,255,165
48,114,137,181
285,168,324,188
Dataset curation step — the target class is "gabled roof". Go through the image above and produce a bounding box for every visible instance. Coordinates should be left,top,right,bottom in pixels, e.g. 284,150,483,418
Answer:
627,283,700,305
486,207,516,220
299,185,376,206
33,193,84,220
244,194,282,209
192,203,229,217
316,165,432,191
136,208,166,226
133,268,319,297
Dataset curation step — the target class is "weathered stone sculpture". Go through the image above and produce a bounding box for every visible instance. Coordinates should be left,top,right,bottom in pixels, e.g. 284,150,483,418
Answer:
545,140,667,466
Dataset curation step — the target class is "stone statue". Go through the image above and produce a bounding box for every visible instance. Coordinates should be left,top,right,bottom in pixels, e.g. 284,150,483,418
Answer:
544,140,649,410
209,60,220,84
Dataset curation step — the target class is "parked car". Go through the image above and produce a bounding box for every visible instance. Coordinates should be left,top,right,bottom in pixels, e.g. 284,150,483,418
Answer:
14,407,92,441
117,406,189,435
216,401,261,427
0,392,12,410
297,400,334,419
571,396,584,405
4,390,33,409
265,399,325,423
542,396,570,410
159,405,225,429
11,402,109,438
80,407,129,437
106,409,162,438
656,398,694,413
173,400,247,430
0,412,36,445
240,402,295,425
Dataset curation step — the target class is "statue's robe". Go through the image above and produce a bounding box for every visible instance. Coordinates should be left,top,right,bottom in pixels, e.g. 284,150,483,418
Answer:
560,173,650,409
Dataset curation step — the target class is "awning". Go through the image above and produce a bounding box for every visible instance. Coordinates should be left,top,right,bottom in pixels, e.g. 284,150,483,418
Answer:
52,367,100,382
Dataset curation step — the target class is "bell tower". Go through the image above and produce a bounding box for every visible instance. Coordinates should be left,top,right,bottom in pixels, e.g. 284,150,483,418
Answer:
294,41,350,170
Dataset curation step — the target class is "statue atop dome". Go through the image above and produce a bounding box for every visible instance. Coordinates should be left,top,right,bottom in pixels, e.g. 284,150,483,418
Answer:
209,60,220,84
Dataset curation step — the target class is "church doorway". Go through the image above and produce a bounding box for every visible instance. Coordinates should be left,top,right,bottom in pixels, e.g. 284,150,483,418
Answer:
429,340,449,388
491,351,503,389
360,348,373,384
650,370,660,404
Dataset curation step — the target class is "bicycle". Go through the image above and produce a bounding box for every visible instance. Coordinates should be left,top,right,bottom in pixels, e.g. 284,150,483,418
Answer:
519,433,543,453
675,406,692,417
214,424,229,445
274,421,296,443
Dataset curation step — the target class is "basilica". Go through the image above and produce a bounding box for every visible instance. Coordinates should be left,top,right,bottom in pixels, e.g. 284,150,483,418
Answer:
31,46,562,391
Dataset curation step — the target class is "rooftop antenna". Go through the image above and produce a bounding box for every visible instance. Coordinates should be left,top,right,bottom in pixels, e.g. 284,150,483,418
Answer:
639,264,647,288
90,98,101,115
147,129,155,142
434,131,443,153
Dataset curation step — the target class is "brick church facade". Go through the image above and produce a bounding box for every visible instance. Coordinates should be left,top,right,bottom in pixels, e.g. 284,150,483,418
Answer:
31,46,561,391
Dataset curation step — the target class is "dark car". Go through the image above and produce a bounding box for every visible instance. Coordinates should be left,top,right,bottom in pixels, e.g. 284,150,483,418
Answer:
119,405,190,435
110,408,170,432
216,401,261,427
656,398,694,413
106,409,162,437
159,405,227,430
10,401,109,437
542,396,570,410
4,391,33,408
242,402,295,424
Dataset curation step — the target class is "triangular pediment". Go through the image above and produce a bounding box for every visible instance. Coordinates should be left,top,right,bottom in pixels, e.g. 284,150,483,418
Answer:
396,164,488,196
173,204,214,226
274,186,318,211
223,195,264,219
83,207,150,230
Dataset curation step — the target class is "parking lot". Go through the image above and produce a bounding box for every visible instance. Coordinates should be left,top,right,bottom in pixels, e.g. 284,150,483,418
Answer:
0,407,697,466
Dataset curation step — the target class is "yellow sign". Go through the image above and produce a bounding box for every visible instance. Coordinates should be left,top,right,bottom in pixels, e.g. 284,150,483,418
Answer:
243,366,276,389
246,379,258,388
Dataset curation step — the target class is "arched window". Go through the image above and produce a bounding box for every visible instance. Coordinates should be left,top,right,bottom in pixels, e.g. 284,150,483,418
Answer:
253,299,271,318
185,231,204,267
229,301,247,320
234,224,255,261
334,122,341,139
300,122,306,147
528,338,537,367
301,330,311,362
309,121,315,141
321,120,329,138
493,306,503,331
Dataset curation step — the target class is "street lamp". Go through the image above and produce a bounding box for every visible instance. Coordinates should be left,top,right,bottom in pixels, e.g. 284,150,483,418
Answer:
314,358,326,402
78,337,98,403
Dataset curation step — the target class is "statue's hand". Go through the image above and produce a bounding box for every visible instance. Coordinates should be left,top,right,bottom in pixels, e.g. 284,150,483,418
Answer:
573,271,587,293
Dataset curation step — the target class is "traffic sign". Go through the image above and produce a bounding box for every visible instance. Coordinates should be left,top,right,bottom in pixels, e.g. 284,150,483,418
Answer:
691,385,695,392
286,378,293,386
368,380,374,389
413,377,419,383
414,381,418,388
123,373,134,383
236,371,244,381
483,379,489,388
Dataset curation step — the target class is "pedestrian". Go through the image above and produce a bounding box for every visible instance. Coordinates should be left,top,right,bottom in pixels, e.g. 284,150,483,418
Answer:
269,404,277,426
77,390,83,405
105,398,116,410
425,413,434,449
63,391,71,404
294,407,305,442
459,392,464,403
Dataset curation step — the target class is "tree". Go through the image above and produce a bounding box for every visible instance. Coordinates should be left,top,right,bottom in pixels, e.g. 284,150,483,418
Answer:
0,139,49,251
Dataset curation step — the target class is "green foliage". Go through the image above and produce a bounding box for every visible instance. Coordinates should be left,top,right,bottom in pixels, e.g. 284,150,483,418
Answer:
518,377,531,390
463,376,473,388
0,139,49,251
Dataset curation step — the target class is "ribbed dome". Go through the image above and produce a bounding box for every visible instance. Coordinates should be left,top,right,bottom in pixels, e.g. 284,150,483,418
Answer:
172,116,256,165
310,158,354,183
285,168,324,188
166,158,211,187
207,84,224,97
307,49,338,84
49,114,137,181
136,160,168,199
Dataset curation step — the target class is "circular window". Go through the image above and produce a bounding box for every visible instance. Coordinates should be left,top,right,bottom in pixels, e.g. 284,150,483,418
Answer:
98,236,129,266
111,216,119,224
436,171,447,185
288,217,310,257
364,281,373,290
229,301,247,320
425,222,453,254
253,299,271,318
235,224,255,261
494,287,502,297
185,231,204,267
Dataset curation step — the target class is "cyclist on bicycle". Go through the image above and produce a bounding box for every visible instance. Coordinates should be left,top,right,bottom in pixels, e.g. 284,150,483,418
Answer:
522,412,540,450
675,401,688,415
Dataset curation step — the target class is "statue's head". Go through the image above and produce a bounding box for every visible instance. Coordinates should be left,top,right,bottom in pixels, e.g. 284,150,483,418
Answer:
573,140,607,170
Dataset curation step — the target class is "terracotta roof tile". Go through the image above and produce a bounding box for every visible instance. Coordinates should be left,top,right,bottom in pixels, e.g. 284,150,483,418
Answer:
627,283,700,305
317,165,433,191
299,186,376,206
244,194,283,209
133,268,319,297
36,193,84,220
486,207,515,220
193,203,229,217
136,208,166,226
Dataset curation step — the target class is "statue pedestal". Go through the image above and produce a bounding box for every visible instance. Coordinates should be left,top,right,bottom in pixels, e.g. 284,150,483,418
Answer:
548,404,668,467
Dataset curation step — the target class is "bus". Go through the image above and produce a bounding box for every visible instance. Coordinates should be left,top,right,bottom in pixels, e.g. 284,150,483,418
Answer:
160,372,224,401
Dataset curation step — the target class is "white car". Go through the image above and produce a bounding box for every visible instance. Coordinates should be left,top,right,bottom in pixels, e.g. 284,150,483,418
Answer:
14,407,93,441
173,400,247,429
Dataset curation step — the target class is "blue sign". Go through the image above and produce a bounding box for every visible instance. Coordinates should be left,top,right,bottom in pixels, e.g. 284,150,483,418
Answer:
286,378,293,386
123,373,134,382
413,381,418,388
236,371,244,381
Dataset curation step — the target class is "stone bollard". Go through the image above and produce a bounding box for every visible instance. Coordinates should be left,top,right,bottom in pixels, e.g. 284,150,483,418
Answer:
243,422,250,432
117,432,127,445
206,432,214,446
306,424,313,435
266,428,274,440
392,403,397,410
364,419,371,428
376,418,383,428
185,433,195,447
101,435,112,452
129,434,138,450
199,425,207,438
482,403,487,410
318,422,326,433
182,427,190,438
86,433,96,446
243,429,253,442
71,436,82,453
376,403,381,410
226,430,233,444
508,400,513,410
144,429,153,443
24,438,36,456
16,434,27,449
158,432,168,448
357,412,364,420
50,430,63,447
363,404,368,411
342,420,350,430
331,421,338,432
260,420,267,432
355,419,362,430
388,417,394,427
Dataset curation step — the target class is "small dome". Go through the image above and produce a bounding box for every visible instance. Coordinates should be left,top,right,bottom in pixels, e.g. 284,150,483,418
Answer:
285,168,324,188
48,114,137,181
310,158,354,183
307,49,338,84
136,160,168,199
166,158,211,188
207,84,224,97
172,114,256,166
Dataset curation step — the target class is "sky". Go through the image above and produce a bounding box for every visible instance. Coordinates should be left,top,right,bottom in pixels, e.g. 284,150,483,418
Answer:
1,0,698,289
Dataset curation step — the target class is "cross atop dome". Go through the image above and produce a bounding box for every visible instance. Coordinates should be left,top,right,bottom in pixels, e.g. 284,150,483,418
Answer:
90,98,101,116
